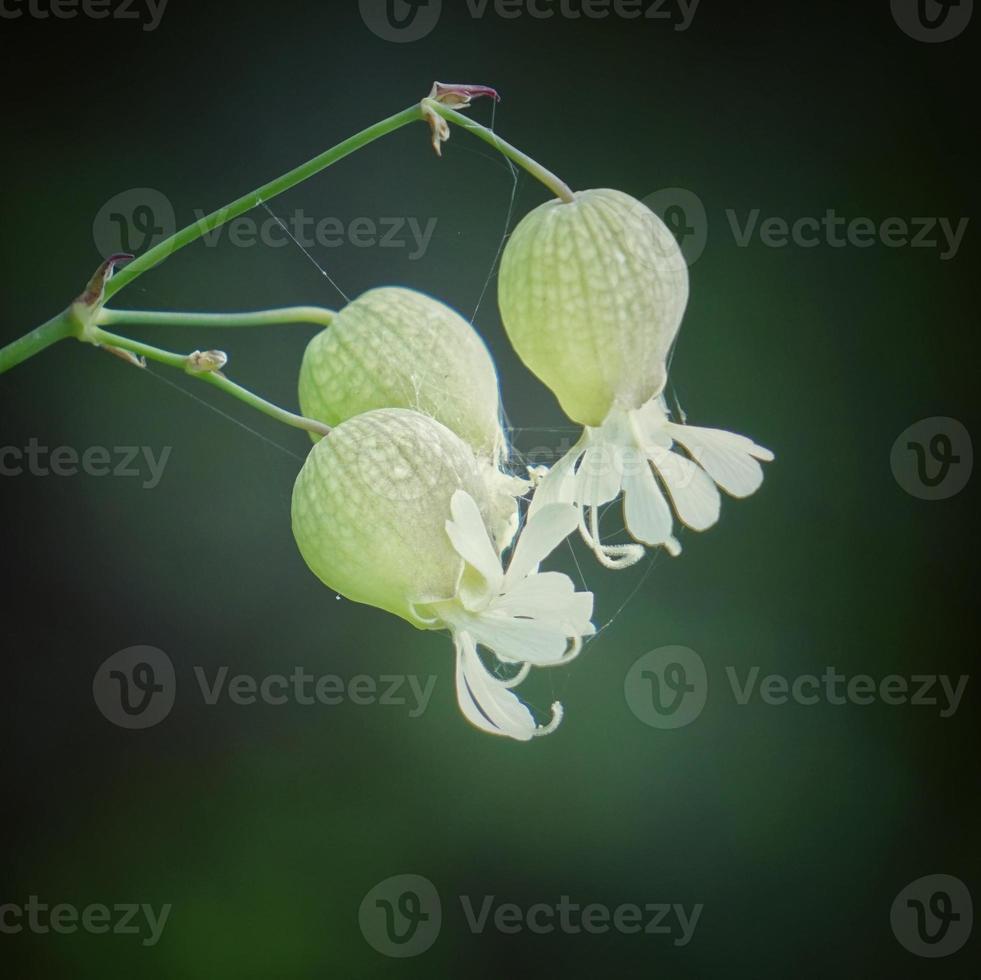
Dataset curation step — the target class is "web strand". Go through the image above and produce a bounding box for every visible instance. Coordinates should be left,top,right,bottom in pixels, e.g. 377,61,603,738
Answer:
258,199,351,304
470,99,521,325
142,365,304,461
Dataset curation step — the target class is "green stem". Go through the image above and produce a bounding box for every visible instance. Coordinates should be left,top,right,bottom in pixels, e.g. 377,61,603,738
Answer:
0,309,78,374
97,306,336,331
423,99,576,204
89,326,331,437
104,104,427,300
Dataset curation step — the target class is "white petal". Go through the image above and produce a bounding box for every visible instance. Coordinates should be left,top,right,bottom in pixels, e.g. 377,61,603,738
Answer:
631,398,675,454
445,490,504,598
493,572,596,639
666,423,773,498
504,503,579,585
454,633,548,741
621,446,676,547
528,436,586,517
576,441,624,507
650,447,722,531
466,616,576,666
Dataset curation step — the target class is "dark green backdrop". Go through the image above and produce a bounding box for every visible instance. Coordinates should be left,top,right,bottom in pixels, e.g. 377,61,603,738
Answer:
1,1,977,977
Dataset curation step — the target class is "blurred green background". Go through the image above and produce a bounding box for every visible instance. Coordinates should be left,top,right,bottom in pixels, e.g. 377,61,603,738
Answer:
1,1,977,976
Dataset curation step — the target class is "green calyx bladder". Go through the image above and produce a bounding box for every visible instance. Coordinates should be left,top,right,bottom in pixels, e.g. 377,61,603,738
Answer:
298,286,506,462
291,408,503,629
498,188,690,427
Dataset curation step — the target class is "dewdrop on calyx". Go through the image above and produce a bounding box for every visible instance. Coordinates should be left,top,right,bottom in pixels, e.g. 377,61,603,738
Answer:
299,286,524,549
291,408,595,740
498,188,773,568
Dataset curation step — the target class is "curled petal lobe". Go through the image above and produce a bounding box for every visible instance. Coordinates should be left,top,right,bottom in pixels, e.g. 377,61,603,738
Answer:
454,632,561,741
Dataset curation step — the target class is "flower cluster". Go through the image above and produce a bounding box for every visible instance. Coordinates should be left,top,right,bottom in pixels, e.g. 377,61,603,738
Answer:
292,189,772,740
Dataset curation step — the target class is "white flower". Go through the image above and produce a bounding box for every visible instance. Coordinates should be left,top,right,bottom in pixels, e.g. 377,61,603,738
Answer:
497,187,773,568
530,397,775,568
421,490,595,741
292,409,594,741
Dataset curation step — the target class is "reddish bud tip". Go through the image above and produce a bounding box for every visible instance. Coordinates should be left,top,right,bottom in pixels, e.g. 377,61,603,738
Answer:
430,82,501,104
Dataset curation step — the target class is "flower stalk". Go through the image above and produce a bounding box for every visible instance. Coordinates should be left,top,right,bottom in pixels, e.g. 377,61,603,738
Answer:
87,324,332,438
96,307,336,331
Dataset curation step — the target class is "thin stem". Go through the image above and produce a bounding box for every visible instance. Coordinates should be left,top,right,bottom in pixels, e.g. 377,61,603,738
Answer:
423,99,576,204
0,310,78,374
89,326,331,438
104,104,426,300
97,306,336,331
